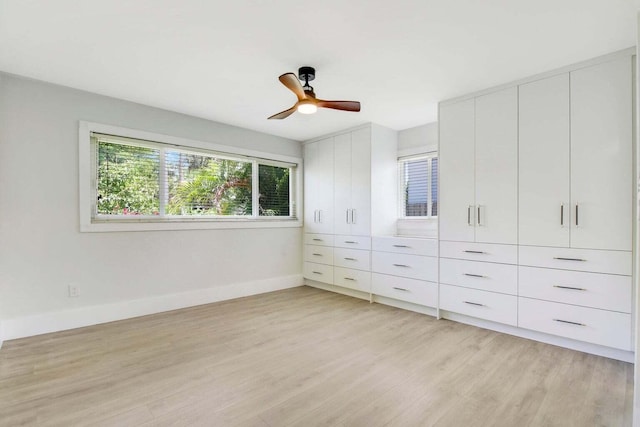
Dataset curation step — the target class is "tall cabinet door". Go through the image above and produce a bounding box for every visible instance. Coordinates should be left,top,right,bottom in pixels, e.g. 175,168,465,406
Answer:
333,133,352,235
304,137,334,234
519,74,570,247
570,57,632,251
475,87,518,244
439,99,475,242
350,128,371,236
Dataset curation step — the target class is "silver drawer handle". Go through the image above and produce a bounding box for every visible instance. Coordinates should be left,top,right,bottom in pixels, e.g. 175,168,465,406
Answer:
393,244,410,248
344,277,355,281
464,273,486,278
312,271,323,275
344,241,357,244
463,301,484,307
312,253,323,256
393,264,410,268
553,257,586,262
393,287,409,292
344,257,357,261
464,250,486,254
553,285,586,291
553,319,585,326
312,238,323,242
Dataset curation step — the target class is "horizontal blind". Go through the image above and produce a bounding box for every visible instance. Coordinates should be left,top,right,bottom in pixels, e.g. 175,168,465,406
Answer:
258,164,293,217
398,154,437,217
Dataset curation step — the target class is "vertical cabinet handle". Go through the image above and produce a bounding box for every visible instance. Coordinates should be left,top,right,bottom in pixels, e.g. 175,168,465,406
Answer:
575,204,579,227
346,209,350,224
477,205,481,226
467,205,472,226
351,209,356,224
560,204,564,227
318,210,322,223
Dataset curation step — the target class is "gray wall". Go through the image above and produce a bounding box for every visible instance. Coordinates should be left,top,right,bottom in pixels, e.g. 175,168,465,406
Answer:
0,73,302,321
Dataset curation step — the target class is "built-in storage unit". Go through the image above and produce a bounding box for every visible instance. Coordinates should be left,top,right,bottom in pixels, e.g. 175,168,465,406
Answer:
302,124,398,296
371,236,438,308
438,50,634,358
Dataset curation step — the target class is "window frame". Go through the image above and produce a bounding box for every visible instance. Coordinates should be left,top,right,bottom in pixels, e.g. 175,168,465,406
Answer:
397,152,438,220
79,121,303,232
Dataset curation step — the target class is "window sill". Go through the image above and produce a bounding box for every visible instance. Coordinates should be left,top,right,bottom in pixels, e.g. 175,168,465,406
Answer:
81,218,302,232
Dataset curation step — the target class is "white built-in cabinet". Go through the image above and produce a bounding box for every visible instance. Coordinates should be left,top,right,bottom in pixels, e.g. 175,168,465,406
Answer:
519,57,632,251
439,51,634,355
333,128,372,236
439,88,518,245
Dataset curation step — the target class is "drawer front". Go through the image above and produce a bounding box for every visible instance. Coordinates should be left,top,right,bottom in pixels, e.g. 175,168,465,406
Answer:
440,284,517,326
304,233,334,247
371,252,437,281
372,236,437,256
303,245,334,265
334,235,371,250
440,241,517,264
371,273,437,307
303,262,333,285
440,258,517,295
333,248,371,271
519,266,632,313
519,246,632,275
518,297,632,350
334,267,371,293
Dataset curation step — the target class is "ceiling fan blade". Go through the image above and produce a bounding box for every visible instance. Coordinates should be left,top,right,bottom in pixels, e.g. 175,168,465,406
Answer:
268,105,297,120
317,100,361,112
279,73,306,101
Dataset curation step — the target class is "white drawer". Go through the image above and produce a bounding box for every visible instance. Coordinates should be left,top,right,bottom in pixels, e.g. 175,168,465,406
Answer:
303,262,333,285
372,236,437,256
440,284,517,326
371,252,437,281
440,241,517,265
371,273,437,307
334,267,371,293
518,297,632,350
334,235,371,250
304,233,334,247
519,266,632,313
440,258,517,295
303,245,334,265
518,246,632,275
333,248,371,271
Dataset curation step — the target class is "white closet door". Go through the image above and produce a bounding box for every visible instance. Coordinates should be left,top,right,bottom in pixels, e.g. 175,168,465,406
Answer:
519,74,570,247
570,57,632,251
306,137,335,234
474,87,518,244
439,99,476,242
333,133,352,235
350,128,371,236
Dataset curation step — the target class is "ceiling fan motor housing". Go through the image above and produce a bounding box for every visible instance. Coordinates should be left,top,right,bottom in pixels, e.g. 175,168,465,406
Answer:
298,66,315,83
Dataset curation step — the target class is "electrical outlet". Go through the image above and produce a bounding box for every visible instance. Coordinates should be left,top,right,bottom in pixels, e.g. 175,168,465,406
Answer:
68,285,80,297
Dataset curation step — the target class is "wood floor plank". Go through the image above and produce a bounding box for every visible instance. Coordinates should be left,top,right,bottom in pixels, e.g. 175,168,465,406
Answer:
0,286,632,426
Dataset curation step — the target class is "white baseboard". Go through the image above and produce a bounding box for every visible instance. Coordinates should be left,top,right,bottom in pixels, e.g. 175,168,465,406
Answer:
2,274,303,341
0,320,4,349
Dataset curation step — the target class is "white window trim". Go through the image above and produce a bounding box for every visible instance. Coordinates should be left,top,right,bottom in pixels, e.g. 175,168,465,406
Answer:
397,151,438,220
79,121,303,232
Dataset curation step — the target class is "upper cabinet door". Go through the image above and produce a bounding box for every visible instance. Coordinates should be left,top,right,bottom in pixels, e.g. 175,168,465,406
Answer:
304,137,334,234
570,57,632,251
475,87,518,245
519,74,570,248
350,128,371,236
333,133,352,235
439,99,476,242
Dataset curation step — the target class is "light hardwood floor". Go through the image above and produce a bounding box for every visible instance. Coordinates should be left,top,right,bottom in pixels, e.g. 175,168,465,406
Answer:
0,286,633,426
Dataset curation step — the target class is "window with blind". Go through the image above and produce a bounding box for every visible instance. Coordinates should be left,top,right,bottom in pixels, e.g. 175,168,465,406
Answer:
398,154,438,218
92,133,296,221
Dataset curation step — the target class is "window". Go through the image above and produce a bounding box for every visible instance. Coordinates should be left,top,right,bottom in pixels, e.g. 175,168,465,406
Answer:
80,122,301,231
398,154,438,218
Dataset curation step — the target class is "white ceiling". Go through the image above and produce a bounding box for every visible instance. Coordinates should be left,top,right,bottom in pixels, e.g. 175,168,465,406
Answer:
0,1,635,141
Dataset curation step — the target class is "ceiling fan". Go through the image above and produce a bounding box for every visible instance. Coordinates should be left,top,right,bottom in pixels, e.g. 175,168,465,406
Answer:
268,66,361,120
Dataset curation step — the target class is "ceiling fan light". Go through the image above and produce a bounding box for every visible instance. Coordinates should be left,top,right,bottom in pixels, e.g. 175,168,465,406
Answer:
297,101,317,115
